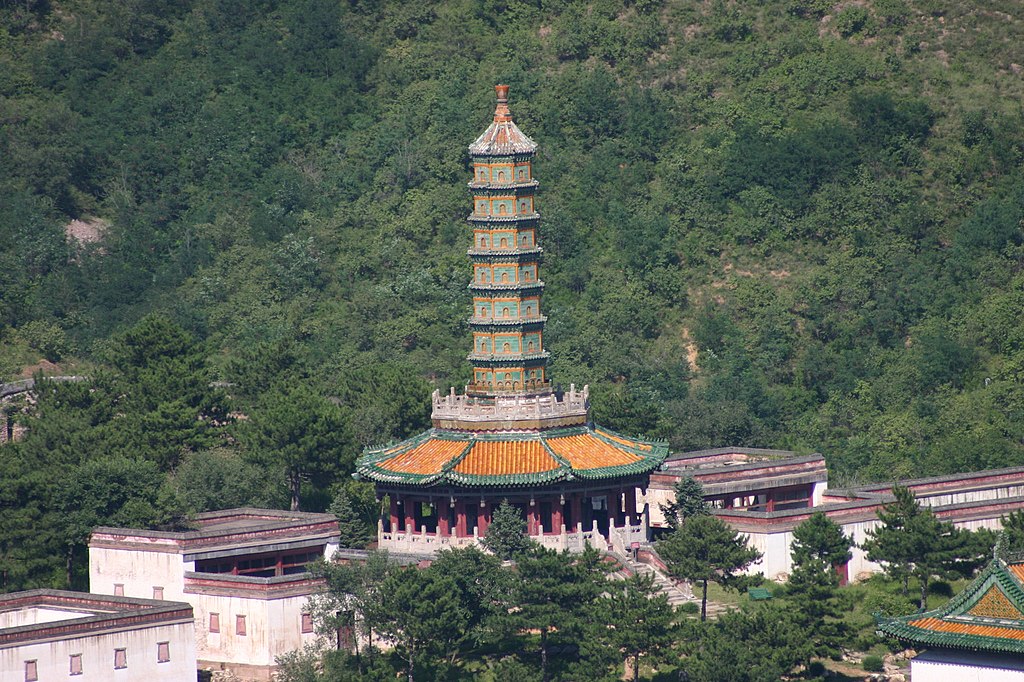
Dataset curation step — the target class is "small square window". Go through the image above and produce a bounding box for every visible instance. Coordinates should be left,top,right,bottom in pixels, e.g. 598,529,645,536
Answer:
301,613,314,633
114,648,127,669
236,614,247,636
157,642,170,663
209,612,220,633
113,584,124,596
25,660,38,681
152,586,163,600
70,654,83,675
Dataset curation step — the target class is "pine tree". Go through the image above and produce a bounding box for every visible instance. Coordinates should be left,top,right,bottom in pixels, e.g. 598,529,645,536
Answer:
657,514,762,621
659,476,710,531
786,512,853,661
482,500,535,560
329,487,373,549
607,572,675,682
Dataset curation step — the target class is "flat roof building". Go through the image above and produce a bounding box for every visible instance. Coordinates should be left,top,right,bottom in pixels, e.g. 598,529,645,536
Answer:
89,508,340,681
0,590,195,682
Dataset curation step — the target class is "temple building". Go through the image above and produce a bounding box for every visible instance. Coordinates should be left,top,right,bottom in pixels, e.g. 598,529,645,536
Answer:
356,85,668,554
878,548,1024,681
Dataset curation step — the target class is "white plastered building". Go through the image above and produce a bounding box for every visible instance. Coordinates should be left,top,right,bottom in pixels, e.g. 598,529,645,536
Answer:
89,508,341,681
0,589,196,682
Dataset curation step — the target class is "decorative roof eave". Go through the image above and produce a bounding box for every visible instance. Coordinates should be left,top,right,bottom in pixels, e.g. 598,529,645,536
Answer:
876,557,1024,654
355,424,668,488
468,122,538,156
878,619,1024,655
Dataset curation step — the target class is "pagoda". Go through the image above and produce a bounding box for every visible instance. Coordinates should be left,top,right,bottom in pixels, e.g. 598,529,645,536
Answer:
356,86,667,554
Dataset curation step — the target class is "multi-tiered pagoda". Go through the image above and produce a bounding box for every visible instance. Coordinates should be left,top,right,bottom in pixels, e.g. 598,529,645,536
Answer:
356,86,667,553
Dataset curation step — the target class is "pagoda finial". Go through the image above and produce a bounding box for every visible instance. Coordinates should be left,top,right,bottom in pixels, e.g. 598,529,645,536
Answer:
493,84,512,123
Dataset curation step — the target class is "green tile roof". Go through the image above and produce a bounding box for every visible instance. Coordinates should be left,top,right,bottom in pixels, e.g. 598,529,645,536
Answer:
876,556,1024,655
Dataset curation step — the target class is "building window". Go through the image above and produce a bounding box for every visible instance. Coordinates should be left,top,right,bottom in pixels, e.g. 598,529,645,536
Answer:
157,642,170,663
70,654,83,675
114,648,127,670
209,612,220,633
113,584,124,596
25,660,37,681
301,613,314,633
236,615,247,636
152,586,163,600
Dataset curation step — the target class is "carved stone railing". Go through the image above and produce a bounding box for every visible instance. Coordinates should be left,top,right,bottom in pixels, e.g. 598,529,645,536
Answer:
431,384,589,429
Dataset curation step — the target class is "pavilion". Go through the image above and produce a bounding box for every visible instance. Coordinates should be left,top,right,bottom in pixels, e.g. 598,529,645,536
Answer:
355,86,667,555
877,546,1024,681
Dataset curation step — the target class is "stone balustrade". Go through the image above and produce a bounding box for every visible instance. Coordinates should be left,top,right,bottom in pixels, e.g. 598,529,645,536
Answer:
431,384,589,426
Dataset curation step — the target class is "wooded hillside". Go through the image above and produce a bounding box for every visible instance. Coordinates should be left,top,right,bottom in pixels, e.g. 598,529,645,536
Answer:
3,0,1024,586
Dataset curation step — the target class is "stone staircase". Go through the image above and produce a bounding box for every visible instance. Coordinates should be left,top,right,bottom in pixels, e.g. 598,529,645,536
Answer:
608,549,732,618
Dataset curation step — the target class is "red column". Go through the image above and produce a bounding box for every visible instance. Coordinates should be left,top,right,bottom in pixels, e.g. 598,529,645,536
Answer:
552,499,563,533
571,494,583,532
477,503,489,536
405,498,416,533
455,501,467,538
389,497,399,533
527,505,539,536
766,491,775,513
438,507,450,537
614,489,625,526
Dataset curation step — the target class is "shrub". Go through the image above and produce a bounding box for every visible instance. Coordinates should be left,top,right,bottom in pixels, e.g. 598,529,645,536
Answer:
834,6,870,37
863,655,884,672
678,601,700,614
807,660,827,677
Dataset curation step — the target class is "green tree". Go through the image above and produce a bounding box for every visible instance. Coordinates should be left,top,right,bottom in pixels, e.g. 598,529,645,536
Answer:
659,476,710,531
482,500,535,560
309,549,399,663
679,604,811,682
863,485,986,608
377,567,470,682
329,485,374,549
430,546,513,650
1000,510,1024,555
791,511,853,568
607,572,675,682
508,547,607,682
786,512,854,661
658,514,762,621
239,383,355,511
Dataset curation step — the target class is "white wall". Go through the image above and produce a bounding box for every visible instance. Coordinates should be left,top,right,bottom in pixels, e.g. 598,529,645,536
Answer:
0,620,195,682
0,607,92,628
912,650,1024,682
89,546,189,601
192,592,317,667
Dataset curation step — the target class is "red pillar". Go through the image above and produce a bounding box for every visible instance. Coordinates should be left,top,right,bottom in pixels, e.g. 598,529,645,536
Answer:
477,503,489,536
527,505,539,536
455,501,467,538
614,489,625,526
571,494,583,531
404,498,416,533
438,507,450,537
552,499,563,533
766,491,775,513
389,497,399,533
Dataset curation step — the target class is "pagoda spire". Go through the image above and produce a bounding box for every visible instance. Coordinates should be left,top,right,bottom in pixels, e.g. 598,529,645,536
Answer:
466,85,549,397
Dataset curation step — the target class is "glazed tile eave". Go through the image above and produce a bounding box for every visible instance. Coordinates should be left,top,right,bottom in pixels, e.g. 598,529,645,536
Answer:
355,424,667,488
877,556,1024,655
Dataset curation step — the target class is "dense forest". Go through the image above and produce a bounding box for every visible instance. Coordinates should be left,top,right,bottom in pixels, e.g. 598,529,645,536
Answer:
3,0,1024,588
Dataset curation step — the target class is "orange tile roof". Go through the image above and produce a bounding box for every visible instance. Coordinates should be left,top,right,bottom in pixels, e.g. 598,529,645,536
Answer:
547,434,642,470
599,430,652,452
380,439,466,475
908,617,1024,641
454,440,558,476
1010,565,1024,584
